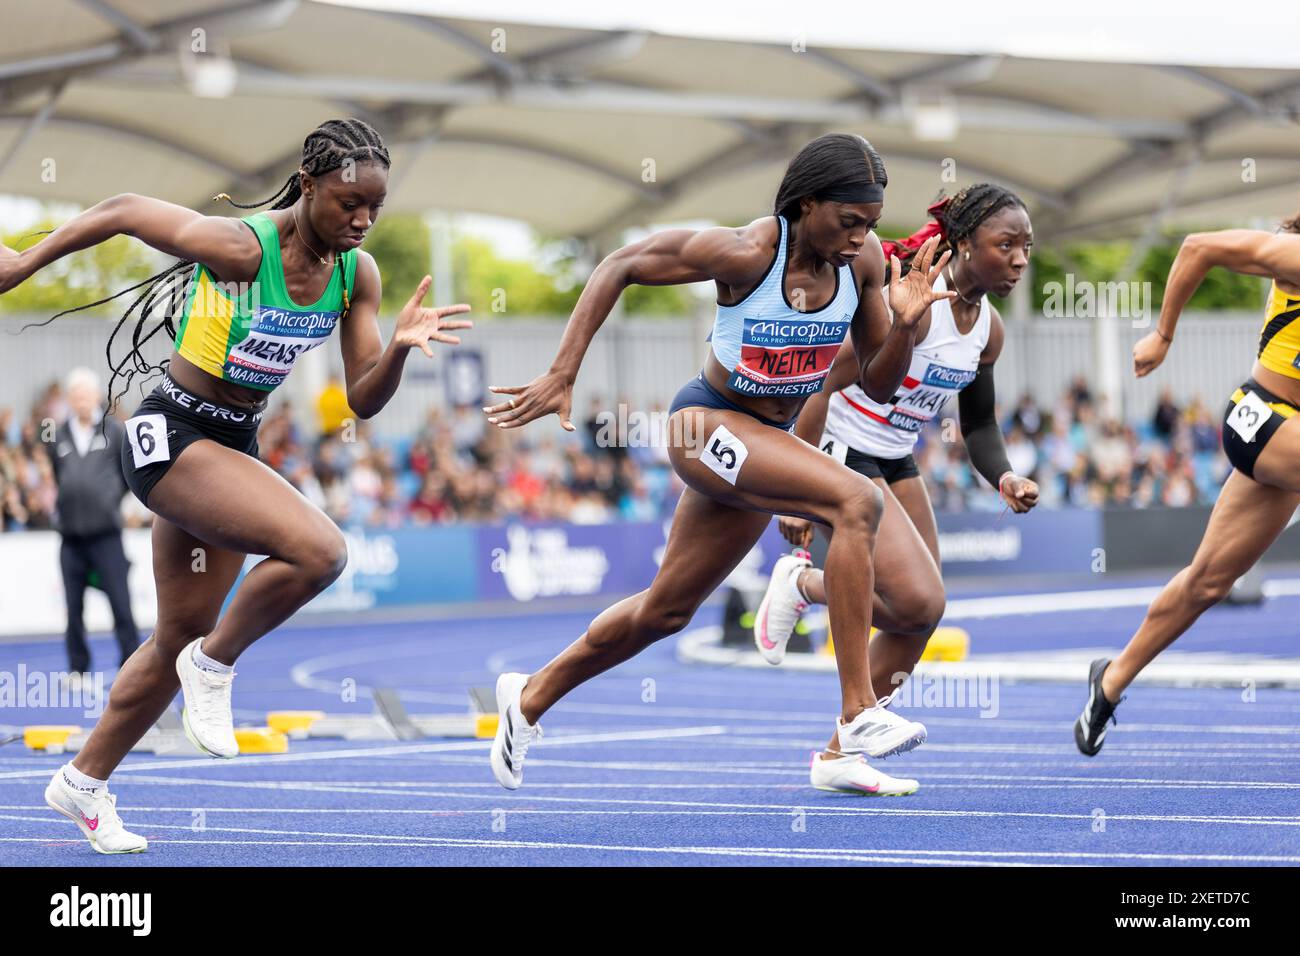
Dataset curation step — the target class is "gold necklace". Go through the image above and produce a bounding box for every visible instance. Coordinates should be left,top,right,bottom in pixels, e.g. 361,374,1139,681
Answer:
293,207,333,267
945,265,984,306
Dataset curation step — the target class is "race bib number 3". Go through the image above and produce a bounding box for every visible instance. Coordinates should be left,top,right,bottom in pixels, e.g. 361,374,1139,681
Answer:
126,414,171,469
702,425,749,486
1228,391,1273,444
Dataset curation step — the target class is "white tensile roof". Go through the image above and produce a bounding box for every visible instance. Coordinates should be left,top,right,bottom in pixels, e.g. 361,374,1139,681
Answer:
2,0,1299,244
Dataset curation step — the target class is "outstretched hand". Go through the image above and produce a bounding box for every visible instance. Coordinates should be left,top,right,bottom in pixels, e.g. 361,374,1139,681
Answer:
484,371,576,432
393,275,473,358
887,234,956,328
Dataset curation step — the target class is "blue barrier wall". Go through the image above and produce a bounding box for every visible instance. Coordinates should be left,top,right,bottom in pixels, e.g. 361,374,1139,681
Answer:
270,508,1104,616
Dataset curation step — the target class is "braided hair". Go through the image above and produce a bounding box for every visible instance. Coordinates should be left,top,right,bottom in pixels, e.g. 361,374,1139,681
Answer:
882,182,1026,281
21,118,389,410
773,134,888,222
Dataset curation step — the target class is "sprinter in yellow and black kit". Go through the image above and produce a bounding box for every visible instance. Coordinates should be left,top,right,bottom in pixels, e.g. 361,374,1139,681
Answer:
1075,216,1300,755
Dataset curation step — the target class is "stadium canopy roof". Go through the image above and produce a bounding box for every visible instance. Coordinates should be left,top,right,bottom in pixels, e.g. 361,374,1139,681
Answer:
2,0,1300,248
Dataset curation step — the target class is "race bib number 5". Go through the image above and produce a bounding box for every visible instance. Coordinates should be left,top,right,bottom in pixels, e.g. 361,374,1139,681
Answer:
126,414,171,469
702,425,749,486
1228,391,1272,444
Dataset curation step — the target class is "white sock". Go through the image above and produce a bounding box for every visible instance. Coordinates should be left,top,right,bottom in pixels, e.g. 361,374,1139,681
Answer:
789,566,812,604
62,763,107,793
192,641,234,675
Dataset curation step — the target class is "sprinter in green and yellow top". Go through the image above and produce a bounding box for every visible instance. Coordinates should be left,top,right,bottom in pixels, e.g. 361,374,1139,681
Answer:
174,210,360,392
0,118,472,855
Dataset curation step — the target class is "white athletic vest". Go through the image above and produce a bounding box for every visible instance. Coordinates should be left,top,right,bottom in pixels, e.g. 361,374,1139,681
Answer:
709,216,858,398
823,274,990,458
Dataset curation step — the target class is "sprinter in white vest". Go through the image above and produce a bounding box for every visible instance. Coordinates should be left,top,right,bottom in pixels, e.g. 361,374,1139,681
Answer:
755,185,1040,789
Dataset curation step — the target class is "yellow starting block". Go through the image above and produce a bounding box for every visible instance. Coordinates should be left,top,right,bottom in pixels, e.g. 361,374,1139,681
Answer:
919,627,970,662
24,726,83,752
267,710,327,739
822,625,969,662
264,686,499,742
234,727,289,754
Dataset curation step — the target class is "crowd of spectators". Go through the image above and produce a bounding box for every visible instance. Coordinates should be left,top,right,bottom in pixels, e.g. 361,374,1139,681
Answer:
1,374,1231,532
916,377,1229,512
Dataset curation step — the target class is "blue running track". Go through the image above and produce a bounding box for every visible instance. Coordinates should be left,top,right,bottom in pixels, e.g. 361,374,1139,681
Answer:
2,577,1298,867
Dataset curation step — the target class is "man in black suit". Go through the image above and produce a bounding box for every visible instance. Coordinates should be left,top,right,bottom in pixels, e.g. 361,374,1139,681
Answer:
50,368,140,679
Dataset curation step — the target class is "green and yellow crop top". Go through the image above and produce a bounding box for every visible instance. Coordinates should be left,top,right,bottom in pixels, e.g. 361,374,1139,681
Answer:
1257,280,1300,381
173,212,357,392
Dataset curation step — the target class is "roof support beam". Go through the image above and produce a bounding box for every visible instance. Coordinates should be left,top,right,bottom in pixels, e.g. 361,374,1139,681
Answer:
0,81,65,179
0,113,246,180
73,0,160,53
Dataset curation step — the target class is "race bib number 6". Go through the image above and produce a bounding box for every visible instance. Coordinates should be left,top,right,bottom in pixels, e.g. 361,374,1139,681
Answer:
1228,391,1272,444
126,414,171,469
702,425,749,486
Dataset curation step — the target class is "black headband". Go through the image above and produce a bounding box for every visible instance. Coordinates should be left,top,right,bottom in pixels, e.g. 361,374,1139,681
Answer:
816,181,885,205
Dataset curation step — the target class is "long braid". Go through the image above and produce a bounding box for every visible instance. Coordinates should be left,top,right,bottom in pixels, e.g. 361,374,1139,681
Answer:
19,118,389,412
882,183,1026,281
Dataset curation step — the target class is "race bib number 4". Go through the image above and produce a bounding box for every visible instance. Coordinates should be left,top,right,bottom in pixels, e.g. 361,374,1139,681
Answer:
126,414,171,469
702,425,749,486
1228,391,1273,444
820,436,849,464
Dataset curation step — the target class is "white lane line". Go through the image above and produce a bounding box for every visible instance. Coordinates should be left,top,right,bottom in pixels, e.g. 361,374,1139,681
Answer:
38,765,1293,791
725,717,1300,735
2,819,1293,866
12,779,1291,825
0,725,727,780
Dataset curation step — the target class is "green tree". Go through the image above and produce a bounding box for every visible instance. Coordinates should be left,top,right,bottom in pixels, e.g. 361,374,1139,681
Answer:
0,220,162,318
1031,236,1267,315
361,213,432,316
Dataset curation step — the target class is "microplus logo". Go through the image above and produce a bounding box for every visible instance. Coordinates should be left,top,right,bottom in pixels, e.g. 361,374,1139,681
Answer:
50,886,151,936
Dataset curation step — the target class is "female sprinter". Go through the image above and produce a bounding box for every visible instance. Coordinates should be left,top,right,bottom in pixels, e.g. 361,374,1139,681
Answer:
482,133,955,796
0,118,471,852
753,185,1040,792
1075,217,1300,755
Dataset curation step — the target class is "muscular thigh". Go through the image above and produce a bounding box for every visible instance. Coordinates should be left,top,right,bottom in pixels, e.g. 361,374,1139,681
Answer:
147,439,340,561
1189,469,1300,578
871,476,943,605
1252,414,1300,494
668,407,877,524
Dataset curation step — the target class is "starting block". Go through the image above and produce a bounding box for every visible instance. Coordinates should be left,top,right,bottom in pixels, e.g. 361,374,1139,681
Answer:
266,686,498,742
918,626,970,662
28,707,290,757
822,625,969,662
23,726,83,752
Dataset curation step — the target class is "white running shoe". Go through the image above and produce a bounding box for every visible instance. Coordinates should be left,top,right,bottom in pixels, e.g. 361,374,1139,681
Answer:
753,550,812,665
45,768,148,854
835,697,927,758
810,751,919,796
175,637,238,759
490,672,543,791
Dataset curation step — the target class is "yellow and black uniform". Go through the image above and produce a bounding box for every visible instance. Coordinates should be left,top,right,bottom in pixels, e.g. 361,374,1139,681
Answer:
1221,282,1300,479
119,213,355,505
